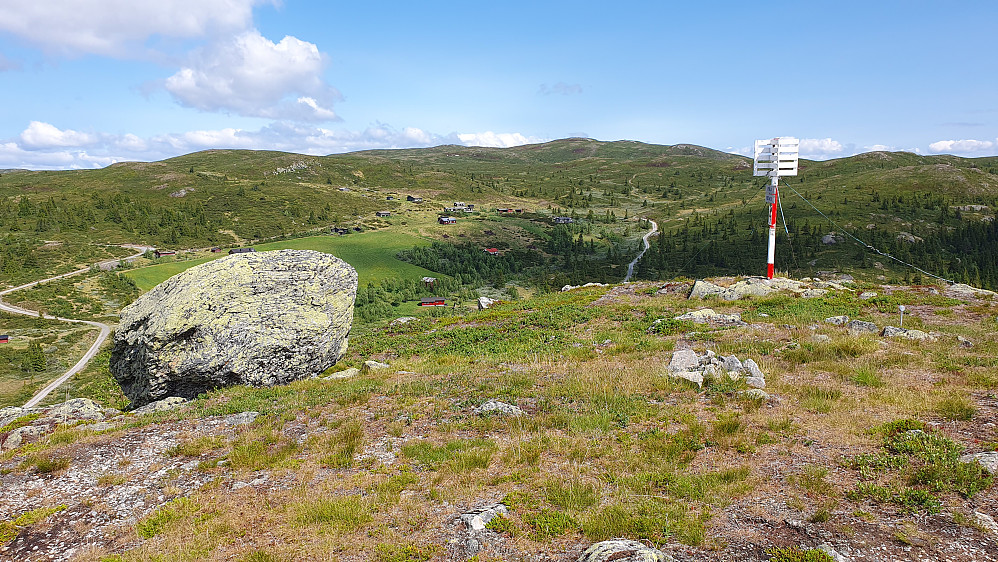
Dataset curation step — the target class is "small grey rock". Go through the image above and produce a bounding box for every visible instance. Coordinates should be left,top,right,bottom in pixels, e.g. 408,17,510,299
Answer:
363,360,390,372
859,291,878,300
460,503,508,531
745,376,766,389
721,355,743,373
959,452,998,473
811,334,832,344
738,389,771,401
974,511,998,536
132,396,187,415
325,367,360,380
45,398,106,423
577,539,675,562
743,358,765,379
474,400,524,417
390,316,417,326
818,543,852,562
1,425,45,451
669,371,704,388
957,335,973,348
846,320,878,334
78,421,116,432
224,411,259,426
668,349,699,373
882,326,936,342
824,315,849,325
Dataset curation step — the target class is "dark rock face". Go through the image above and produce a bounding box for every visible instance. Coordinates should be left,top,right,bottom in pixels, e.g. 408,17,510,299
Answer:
110,250,357,407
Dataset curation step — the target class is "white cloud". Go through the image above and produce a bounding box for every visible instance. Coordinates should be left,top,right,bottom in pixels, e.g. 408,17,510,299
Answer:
928,138,997,154
164,30,338,121
798,138,844,158
1,120,546,169
19,121,98,149
0,0,272,57
865,144,894,152
457,131,542,148
539,82,583,96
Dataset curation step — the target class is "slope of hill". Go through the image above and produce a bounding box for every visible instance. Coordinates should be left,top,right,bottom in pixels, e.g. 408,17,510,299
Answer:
2,138,998,291
0,279,995,560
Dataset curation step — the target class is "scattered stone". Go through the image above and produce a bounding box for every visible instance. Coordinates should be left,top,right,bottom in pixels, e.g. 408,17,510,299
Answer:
363,360,390,372
688,279,733,300
325,367,360,380
957,335,974,348
669,371,704,388
824,315,849,326
223,411,259,426
0,406,36,429
896,231,923,244
132,396,188,415
477,296,495,310
78,421,116,432
460,503,508,531
811,334,832,343
846,320,878,335
577,538,675,562
668,350,699,373
674,308,747,327
881,326,937,342
822,233,843,245
974,511,998,536
818,543,852,562
721,355,743,373
46,398,107,422
473,400,524,417
743,358,765,379
959,451,998,473
859,291,878,300
1,425,44,450
390,316,417,326
111,249,358,407
738,389,771,401
945,283,997,300
745,377,766,389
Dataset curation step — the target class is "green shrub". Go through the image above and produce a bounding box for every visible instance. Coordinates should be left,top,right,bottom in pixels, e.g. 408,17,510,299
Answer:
935,394,976,421
373,542,438,562
136,497,201,539
523,509,577,538
293,495,371,531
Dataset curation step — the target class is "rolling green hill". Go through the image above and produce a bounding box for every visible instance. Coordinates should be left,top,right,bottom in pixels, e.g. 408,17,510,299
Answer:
2,138,997,290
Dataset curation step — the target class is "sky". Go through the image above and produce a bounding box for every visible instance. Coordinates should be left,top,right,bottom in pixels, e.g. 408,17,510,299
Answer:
1,1,996,170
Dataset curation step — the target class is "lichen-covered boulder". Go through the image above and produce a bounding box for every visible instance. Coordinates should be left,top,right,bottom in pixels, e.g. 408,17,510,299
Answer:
577,539,674,562
111,250,357,407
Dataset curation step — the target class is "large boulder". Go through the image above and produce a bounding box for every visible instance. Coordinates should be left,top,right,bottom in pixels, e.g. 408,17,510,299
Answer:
111,250,357,407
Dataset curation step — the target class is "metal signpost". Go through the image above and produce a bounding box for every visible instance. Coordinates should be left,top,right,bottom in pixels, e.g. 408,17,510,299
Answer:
753,137,799,279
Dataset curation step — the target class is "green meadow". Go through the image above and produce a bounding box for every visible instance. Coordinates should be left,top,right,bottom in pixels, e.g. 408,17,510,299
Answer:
124,230,438,291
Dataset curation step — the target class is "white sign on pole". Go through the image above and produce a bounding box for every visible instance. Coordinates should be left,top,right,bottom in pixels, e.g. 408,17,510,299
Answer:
753,137,799,178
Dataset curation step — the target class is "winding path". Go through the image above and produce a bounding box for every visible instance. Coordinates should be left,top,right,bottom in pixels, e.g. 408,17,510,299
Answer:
623,219,658,282
0,246,153,408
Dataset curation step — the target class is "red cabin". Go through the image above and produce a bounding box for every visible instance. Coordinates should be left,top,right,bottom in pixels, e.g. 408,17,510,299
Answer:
484,248,499,255
419,297,446,307
0,335,9,344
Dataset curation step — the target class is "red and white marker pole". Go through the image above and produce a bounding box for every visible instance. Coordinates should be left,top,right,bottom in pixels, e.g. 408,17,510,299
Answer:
753,137,798,280
767,176,778,279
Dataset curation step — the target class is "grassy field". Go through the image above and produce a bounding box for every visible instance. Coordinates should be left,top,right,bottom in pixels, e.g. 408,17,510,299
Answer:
4,280,995,559
124,231,439,291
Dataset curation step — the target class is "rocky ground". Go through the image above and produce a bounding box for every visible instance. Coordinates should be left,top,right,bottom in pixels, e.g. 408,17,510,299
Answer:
1,277,997,561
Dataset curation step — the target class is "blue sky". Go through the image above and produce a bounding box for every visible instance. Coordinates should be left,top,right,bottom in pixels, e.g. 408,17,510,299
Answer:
1,1,996,169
